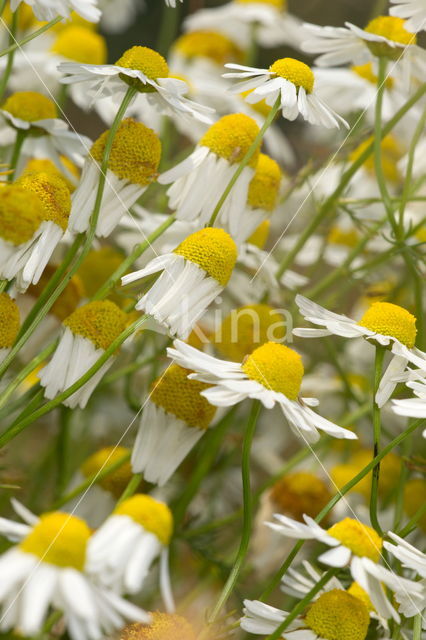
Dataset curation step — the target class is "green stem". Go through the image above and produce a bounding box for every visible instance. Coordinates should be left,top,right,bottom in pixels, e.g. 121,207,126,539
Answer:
7,128,26,181
117,473,143,505
397,502,426,537
265,568,339,640
207,400,261,625
157,0,181,55
209,97,281,226
0,0,7,17
0,16,62,58
413,613,422,640
55,406,72,499
0,8,18,101
33,609,63,639
370,345,385,535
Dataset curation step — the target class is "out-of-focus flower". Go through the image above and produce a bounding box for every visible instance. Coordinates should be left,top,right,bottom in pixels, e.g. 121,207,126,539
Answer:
384,532,426,621
10,0,101,22
99,0,143,33
120,613,196,640
0,293,20,365
331,450,401,502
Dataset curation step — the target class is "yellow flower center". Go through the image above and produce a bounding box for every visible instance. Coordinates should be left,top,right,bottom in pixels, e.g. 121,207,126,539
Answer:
174,227,237,287
331,450,401,502
19,512,90,571
214,304,285,361
80,446,135,497
91,118,161,186
270,471,332,522
327,518,382,562
349,135,402,184
200,113,260,167
0,185,46,245
362,280,394,304
269,57,314,93
305,589,370,640
28,265,84,321
247,219,270,249
404,478,426,532
364,16,416,59
151,364,216,430
120,613,196,640
114,494,173,545
173,31,242,66
3,91,57,122
52,25,107,65
327,226,359,248
358,301,417,347
236,0,286,8
247,153,282,212
347,582,375,613
115,46,169,79
0,293,20,349
63,300,128,351
24,157,80,193
242,342,304,399
78,246,124,300
351,62,394,89
16,172,71,231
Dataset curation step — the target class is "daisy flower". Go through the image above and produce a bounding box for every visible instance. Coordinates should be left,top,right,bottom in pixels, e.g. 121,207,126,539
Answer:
132,364,217,485
167,339,357,443
158,113,261,229
9,0,101,22
224,58,349,129
1,91,91,178
121,228,238,340
69,118,161,237
390,0,426,33
267,514,423,621
0,174,71,291
0,504,148,640
38,300,128,409
121,612,196,640
294,295,426,407
384,533,426,621
87,494,173,603
58,45,214,125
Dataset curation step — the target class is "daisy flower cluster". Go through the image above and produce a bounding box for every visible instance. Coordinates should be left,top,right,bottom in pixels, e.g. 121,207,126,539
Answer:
0,0,425,639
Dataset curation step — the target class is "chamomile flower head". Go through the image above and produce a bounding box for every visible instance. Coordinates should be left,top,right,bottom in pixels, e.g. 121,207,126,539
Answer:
0,175,70,291
27,264,84,322
52,25,107,65
87,494,173,598
10,0,101,21
23,156,81,192
122,227,238,339
0,507,148,639
0,293,20,364
39,300,128,409
159,113,260,230
81,446,134,497
3,91,57,124
59,45,214,125
390,0,426,33
121,612,196,640
270,471,332,522
224,59,349,129
69,118,161,237
294,295,426,407
172,30,243,68
167,339,357,443
132,364,216,485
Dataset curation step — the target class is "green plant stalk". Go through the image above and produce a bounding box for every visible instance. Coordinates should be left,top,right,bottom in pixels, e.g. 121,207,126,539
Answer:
0,8,18,101
276,82,426,279
0,384,40,422
393,433,411,530
7,128,26,181
0,0,7,16
209,96,281,226
207,400,262,626
55,406,72,500
156,0,181,55
33,609,63,639
117,473,143,506
0,315,147,448
260,417,424,598
0,16,62,58
100,355,156,386
370,345,385,535
397,502,426,537
413,613,422,640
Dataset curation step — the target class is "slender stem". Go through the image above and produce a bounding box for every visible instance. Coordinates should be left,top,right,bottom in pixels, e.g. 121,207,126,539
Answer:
0,0,7,17
7,128,26,181
209,97,281,226
157,0,181,55
0,16,62,58
55,406,72,499
0,280,7,292
413,613,422,640
33,610,63,639
370,345,385,535
207,400,261,626
0,8,18,101
265,568,339,640
116,473,143,505
397,502,426,537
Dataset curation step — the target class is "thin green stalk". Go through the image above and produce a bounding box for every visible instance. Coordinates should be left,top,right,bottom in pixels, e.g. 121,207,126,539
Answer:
413,613,422,640
0,8,18,102
370,345,385,535
0,280,7,292
117,473,143,505
33,610,63,639
7,128,26,181
393,434,411,530
209,96,281,226
206,400,261,626
0,0,7,17
55,406,72,499
260,418,424,598
0,384,40,422
265,568,339,640
397,502,426,537
0,16,62,58
100,355,156,386
157,0,181,55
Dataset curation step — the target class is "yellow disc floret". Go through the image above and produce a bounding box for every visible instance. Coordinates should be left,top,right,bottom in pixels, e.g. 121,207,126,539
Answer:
0,185,45,245
200,114,261,167
173,31,242,66
242,342,304,399
327,226,359,248
52,26,107,64
214,304,285,361
305,589,370,640
3,91,57,122
0,293,20,349
19,512,90,571
248,154,282,212
364,16,415,59
247,220,270,249
236,0,286,8
327,518,382,562
151,364,216,430
121,612,196,640
80,446,135,497
347,582,375,613
269,58,314,93
23,157,80,193
28,265,84,321
16,171,71,231
114,494,173,545
91,118,161,186
63,300,127,351
115,46,169,79
358,301,417,348
270,471,331,522
174,227,237,287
